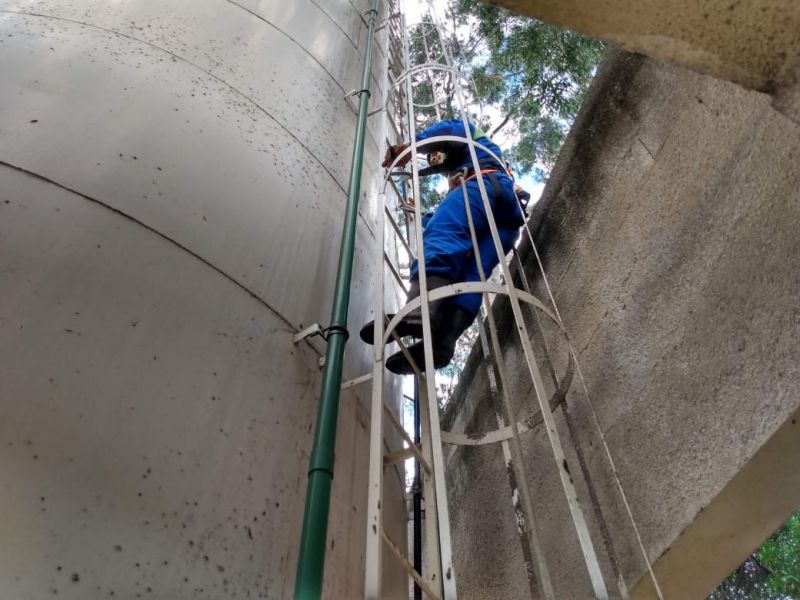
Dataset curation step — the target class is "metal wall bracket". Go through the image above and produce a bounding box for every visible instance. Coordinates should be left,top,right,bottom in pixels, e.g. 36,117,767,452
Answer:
293,324,329,370
344,88,373,116
294,323,324,344
358,7,378,28
294,323,349,345
375,12,401,32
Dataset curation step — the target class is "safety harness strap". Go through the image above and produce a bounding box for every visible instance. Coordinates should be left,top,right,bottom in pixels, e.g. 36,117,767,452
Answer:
462,168,501,183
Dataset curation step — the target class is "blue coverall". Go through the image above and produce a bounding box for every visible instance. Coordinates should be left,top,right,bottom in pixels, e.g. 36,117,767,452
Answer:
409,120,524,318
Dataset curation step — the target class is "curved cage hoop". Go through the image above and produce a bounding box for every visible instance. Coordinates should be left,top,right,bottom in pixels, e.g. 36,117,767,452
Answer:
372,281,573,446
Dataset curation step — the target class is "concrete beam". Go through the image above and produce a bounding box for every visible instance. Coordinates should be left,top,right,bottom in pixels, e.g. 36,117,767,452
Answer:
484,0,800,122
633,407,800,599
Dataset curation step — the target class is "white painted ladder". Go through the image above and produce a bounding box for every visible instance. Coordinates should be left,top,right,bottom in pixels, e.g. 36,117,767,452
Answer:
352,1,666,598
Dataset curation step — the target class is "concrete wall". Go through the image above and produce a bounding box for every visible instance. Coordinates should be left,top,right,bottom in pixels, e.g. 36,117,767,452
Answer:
443,49,800,599
0,0,406,598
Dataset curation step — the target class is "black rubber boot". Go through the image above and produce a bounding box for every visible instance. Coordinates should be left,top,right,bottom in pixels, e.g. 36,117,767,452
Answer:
358,280,418,344
385,307,475,375
359,276,450,344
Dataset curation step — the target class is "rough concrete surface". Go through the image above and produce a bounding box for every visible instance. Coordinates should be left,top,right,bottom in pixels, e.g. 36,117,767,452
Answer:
443,48,800,599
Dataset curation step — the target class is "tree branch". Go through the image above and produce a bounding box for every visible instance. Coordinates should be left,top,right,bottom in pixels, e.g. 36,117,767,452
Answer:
491,114,512,136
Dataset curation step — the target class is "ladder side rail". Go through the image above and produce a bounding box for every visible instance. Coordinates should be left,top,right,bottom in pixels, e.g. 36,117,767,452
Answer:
459,179,556,599
412,379,424,600
418,381,443,593
401,11,458,598
364,191,388,599
364,20,418,587
364,3,432,598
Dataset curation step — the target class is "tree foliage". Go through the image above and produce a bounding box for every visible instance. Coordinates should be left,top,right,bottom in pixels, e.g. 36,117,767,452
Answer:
759,510,800,596
452,1,603,175
405,4,603,177
708,508,800,599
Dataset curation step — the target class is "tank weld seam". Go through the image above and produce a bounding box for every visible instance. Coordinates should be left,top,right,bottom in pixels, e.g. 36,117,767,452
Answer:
306,0,359,50
306,0,388,61
220,0,386,99
0,159,324,357
0,9,382,196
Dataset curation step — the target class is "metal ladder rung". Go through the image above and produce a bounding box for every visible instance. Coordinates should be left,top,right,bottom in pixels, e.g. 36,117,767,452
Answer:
341,372,373,390
384,444,421,468
382,529,441,600
383,251,408,293
383,402,431,474
385,205,415,259
386,170,407,202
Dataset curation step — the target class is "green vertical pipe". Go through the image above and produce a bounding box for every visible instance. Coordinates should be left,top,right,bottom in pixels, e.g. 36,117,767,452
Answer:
294,0,380,597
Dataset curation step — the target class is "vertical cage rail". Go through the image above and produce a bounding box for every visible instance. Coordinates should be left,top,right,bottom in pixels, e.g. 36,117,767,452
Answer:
428,3,610,595
458,175,556,599
517,219,664,599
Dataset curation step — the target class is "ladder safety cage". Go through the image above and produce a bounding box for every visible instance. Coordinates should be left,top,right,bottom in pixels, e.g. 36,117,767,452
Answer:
364,1,666,598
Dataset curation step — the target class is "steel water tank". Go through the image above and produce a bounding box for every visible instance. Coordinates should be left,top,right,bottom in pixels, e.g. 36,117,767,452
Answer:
0,0,406,596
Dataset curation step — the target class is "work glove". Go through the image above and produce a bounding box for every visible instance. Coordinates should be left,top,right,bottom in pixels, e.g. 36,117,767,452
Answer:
382,143,410,169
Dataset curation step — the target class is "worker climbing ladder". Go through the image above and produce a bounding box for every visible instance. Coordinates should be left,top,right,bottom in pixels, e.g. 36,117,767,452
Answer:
359,0,668,598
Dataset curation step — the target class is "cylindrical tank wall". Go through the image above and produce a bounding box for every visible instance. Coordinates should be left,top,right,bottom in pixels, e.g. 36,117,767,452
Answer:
0,0,406,597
